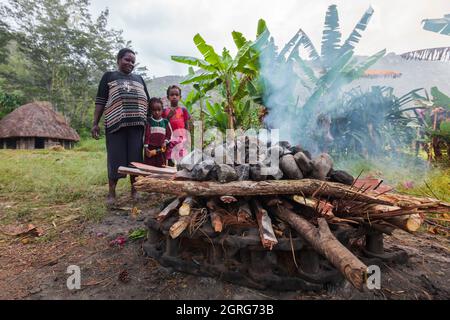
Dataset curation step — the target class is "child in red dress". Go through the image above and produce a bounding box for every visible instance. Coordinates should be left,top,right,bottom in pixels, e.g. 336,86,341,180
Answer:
162,85,190,166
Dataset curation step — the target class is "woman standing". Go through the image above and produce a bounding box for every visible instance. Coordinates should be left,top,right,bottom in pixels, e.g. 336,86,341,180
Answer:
91,48,149,205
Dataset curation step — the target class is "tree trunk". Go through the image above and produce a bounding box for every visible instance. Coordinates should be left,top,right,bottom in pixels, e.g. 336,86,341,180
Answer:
267,200,368,291
134,177,393,205
225,76,235,130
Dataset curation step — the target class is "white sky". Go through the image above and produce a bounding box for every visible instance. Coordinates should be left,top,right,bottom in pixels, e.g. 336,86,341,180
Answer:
89,0,450,77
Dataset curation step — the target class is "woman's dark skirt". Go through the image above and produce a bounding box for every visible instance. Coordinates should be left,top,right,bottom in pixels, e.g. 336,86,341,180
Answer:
106,125,144,180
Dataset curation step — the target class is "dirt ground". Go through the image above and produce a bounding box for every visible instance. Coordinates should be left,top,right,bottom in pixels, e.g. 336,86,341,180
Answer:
0,193,449,300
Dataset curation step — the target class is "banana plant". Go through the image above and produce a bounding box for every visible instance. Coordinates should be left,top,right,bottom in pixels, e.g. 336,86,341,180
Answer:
329,86,422,158
413,87,450,160
401,14,450,62
171,29,267,130
248,6,384,124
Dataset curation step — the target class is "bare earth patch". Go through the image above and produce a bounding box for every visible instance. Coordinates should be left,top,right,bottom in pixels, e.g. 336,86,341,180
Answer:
0,194,449,300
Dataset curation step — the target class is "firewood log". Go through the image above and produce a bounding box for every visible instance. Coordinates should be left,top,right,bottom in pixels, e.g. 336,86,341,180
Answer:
169,216,191,239
251,199,278,250
157,198,182,222
206,198,225,232
179,197,195,216
266,199,368,291
291,195,334,218
134,177,393,205
130,162,177,174
386,214,423,233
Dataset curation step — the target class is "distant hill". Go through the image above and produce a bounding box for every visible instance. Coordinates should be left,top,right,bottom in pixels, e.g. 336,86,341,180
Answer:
146,53,450,106
348,52,450,96
146,75,193,100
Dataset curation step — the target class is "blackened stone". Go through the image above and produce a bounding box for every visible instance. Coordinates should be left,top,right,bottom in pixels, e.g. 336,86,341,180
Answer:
294,152,313,175
289,145,312,159
174,169,195,180
328,169,354,185
270,167,284,180
250,163,268,181
280,154,303,179
215,164,238,183
310,153,333,180
178,149,206,171
235,164,250,181
277,141,292,150
192,159,216,181
264,145,282,162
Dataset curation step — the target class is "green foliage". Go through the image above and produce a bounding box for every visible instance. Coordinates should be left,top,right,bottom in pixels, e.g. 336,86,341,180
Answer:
172,26,265,131
128,228,147,241
0,0,139,131
431,86,450,109
0,88,24,119
329,86,419,157
422,14,450,36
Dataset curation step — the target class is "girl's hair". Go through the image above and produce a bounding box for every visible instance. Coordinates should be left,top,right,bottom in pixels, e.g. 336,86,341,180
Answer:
149,97,163,109
117,48,135,61
166,85,181,97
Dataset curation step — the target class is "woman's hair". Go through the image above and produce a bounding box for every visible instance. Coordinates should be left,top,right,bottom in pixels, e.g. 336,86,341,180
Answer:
117,48,135,61
166,85,182,97
149,97,163,110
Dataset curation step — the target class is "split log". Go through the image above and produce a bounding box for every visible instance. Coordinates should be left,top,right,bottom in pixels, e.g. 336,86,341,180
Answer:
118,166,173,179
179,197,195,216
169,216,191,239
266,199,368,291
206,198,225,232
134,177,393,205
130,162,177,174
237,202,252,223
291,195,334,218
251,199,278,250
157,198,182,222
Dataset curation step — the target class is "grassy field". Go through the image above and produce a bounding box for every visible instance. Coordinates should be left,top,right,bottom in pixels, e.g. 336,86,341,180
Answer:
0,140,449,238
0,138,133,237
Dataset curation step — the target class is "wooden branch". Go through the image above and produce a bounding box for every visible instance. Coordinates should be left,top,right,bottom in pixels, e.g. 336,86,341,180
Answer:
169,216,191,239
157,198,182,222
130,162,177,174
291,195,334,218
206,198,225,232
251,199,278,250
386,214,423,233
237,202,252,223
134,177,393,205
118,166,173,179
266,199,368,291
179,197,195,216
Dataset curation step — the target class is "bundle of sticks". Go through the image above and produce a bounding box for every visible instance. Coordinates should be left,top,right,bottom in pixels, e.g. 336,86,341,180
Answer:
119,143,449,290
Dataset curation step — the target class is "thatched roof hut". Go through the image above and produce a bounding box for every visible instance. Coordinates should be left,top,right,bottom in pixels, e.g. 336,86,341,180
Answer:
0,101,80,149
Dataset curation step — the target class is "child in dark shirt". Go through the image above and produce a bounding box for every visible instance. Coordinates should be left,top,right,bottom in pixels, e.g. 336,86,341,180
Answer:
144,98,173,167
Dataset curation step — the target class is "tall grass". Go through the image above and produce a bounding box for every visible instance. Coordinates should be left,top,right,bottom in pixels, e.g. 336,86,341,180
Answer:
336,155,450,202
0,138,131,224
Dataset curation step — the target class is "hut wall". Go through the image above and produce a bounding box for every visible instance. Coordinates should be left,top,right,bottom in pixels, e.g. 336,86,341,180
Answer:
45,138,61,148
17,138,35,149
